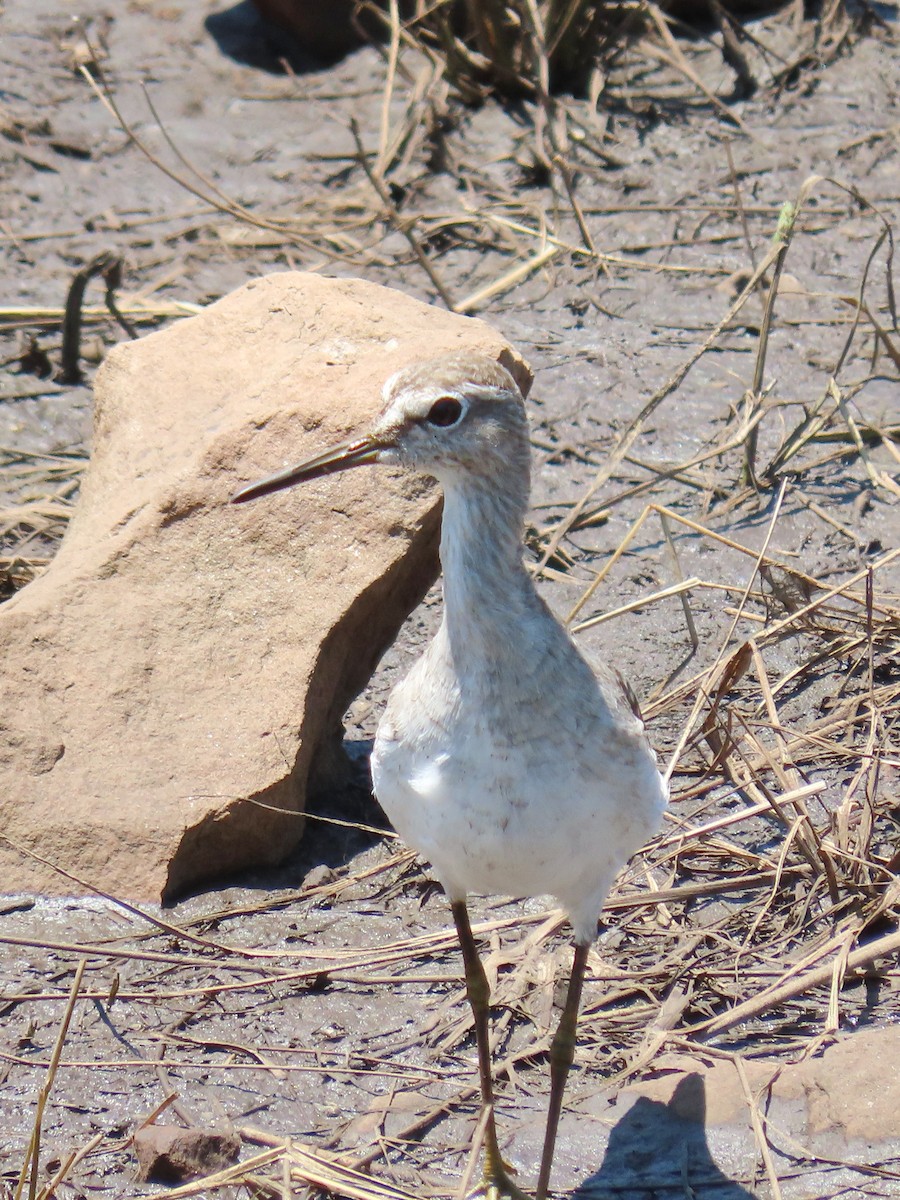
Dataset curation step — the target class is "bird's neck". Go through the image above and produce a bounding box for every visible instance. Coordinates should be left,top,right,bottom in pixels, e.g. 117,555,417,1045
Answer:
438,473,537,654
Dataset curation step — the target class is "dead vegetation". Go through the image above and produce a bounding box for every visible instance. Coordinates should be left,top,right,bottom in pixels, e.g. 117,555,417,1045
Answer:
1,3,898,1199
358,0,864,105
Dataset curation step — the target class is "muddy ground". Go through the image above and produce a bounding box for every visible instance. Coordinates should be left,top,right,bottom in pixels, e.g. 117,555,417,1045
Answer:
1,2,899,1198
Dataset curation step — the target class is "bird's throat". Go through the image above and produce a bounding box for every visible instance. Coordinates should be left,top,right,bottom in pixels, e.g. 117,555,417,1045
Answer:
438,478,538,661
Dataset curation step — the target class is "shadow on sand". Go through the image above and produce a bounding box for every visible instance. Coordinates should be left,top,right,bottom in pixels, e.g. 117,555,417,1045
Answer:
575,1074,754,1200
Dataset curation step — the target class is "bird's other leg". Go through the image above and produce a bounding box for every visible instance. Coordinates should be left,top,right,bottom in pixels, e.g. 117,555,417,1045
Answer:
535,940,590,1200
450,900,530,1200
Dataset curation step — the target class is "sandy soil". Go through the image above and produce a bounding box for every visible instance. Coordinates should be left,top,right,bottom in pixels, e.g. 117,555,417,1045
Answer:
1,2,899,1198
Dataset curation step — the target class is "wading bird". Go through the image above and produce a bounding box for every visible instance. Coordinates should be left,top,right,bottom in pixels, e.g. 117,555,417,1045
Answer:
233,352,667,1199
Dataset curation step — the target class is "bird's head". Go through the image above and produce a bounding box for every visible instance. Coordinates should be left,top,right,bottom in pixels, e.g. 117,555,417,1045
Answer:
232,351,530,504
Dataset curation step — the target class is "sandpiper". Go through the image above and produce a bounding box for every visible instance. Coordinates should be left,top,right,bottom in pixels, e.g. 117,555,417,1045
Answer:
233,351,667,1200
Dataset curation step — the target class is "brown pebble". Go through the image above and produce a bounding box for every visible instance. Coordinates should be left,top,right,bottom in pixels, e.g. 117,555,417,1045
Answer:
133,1125,240,1183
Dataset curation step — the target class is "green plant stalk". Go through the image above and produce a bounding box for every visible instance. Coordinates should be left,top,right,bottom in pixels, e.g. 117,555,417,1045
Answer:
741,200,800,488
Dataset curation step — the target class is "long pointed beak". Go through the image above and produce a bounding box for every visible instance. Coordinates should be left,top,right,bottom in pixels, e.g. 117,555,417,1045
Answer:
231,436,383,504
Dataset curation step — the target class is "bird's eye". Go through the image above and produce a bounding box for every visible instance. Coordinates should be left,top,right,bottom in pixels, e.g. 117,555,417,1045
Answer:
426,397,464,428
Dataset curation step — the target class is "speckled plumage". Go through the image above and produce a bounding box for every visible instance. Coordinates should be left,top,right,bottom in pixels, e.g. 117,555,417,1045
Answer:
369,353,667,944
233,350,667,1200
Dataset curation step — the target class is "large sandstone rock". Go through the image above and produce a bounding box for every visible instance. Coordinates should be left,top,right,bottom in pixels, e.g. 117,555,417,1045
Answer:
0,272,530,901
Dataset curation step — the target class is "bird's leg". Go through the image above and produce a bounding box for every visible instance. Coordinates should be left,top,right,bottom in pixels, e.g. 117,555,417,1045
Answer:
535,940,590,1200
450,900,530,1200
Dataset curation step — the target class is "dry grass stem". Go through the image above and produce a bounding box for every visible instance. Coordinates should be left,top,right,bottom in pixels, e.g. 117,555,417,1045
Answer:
13,959,87,1200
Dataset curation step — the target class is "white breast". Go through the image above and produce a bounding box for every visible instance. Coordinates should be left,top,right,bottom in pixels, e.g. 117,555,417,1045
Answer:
370,677,667,944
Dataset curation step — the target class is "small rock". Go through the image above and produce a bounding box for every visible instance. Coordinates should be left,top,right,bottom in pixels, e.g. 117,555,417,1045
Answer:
133,1125,240,1183
302,864,336,891
250,0,411,62
252,0,364,60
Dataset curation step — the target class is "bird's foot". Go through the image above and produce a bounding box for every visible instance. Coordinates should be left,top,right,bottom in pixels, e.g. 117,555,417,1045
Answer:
480,1163,533,1200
